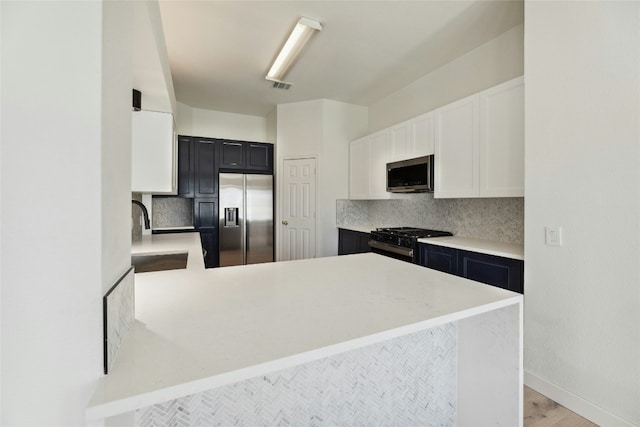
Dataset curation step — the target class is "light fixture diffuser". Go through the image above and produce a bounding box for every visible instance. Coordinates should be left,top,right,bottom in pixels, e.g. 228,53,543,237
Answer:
266,17,322,84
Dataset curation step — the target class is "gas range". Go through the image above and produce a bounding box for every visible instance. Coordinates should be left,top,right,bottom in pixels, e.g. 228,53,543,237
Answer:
369,227,453,262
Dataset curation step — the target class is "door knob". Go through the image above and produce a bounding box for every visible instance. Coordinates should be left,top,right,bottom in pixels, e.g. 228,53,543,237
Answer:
282,220,289,225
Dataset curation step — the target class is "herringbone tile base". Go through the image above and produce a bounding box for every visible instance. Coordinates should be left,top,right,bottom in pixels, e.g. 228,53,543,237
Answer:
137,323,457,426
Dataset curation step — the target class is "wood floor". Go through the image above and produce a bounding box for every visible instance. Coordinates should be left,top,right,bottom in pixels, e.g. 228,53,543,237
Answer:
524,386,599,427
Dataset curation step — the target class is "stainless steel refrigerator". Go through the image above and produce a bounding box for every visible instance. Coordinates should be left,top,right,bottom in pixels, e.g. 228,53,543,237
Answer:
219,173,274,267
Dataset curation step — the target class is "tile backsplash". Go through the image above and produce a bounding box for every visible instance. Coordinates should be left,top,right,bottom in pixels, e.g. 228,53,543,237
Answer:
337,195,524,244
131,192,143,241
104,267,135,374
152,197,194,228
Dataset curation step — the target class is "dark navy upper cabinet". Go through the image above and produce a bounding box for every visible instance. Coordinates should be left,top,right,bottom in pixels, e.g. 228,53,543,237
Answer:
418,244,458,275
220,140,245,170
194,138,218,198
177,136,195,198
338,229,371,255
457,250,523,293
418,243,524,294
220,140,273,172
245,142,273,172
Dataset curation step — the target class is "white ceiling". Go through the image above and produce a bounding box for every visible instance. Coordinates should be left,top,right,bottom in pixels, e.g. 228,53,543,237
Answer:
158,1,523,117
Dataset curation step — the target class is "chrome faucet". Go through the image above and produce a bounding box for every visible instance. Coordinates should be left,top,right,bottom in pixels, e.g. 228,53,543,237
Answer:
131,200,150,229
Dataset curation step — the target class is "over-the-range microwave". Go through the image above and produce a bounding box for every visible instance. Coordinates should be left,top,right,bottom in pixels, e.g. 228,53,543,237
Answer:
387,155,434,193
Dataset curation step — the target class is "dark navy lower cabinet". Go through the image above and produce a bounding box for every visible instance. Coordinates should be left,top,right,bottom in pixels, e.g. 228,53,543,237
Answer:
418,244,458,275
199,231,218,269
458,250,524,293
418,243,523,294
338,229,371,255
194,198,218,268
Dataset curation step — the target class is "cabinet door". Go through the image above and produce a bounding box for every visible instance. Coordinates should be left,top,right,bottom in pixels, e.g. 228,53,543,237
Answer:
245,142,273,172
418,244,458,274
194,139,218,198
349,137,370,199
479,76,524,197
177,136,195,197
194,198,217,231
457,250,523,293
338,229,371,255
369,131,391,199
338,229,357,255
131,110,176,194
357,232,372,253
199,231,218,268
434,94,480,198
388,121,412,162
220,140,245,170
411,112,434,157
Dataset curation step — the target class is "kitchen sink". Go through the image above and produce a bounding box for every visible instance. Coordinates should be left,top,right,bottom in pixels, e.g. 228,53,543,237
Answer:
131,252,188,273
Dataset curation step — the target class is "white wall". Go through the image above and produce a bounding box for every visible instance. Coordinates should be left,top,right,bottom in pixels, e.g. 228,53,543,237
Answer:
321,101,368,255
1,1,133,424
132,1,176,115
102,1,133,293
265,108,277,145
177,101,267,141
368,23,523,132
524,2,640,426
0,1,4,419
276,99,367,259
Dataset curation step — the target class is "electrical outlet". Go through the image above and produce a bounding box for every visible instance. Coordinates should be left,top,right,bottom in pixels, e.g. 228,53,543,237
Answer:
545,226,562,246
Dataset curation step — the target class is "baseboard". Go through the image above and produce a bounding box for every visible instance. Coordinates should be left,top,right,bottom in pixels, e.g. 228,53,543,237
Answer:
524,371,637,427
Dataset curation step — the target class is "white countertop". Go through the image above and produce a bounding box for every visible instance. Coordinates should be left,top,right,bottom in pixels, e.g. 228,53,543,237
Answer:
88,236,521,419
338,225,392,234
419,236,524,260
131,232,205,270
338,227,524,260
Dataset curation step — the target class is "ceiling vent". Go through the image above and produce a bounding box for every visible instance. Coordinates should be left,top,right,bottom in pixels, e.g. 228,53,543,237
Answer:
271,81,292,90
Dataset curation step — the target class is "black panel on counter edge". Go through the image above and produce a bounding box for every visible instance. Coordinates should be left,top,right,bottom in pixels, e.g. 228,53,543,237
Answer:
152,228,197,235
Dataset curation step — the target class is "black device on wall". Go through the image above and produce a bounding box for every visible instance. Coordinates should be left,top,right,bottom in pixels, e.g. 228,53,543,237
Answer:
132,89,141,111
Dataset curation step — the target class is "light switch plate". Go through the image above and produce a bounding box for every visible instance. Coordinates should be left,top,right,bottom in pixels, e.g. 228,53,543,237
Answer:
545,226,562,246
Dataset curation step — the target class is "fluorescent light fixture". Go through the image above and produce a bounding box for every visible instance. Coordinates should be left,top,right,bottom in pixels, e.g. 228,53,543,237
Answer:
266,17,322,83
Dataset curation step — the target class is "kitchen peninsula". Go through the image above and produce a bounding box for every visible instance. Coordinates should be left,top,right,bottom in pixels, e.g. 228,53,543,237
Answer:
88,233,523,426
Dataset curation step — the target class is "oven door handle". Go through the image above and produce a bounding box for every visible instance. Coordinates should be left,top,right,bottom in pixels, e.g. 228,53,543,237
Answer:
368,240,414,258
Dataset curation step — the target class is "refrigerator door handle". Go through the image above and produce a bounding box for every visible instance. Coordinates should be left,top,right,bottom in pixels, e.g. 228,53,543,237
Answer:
242,174,247,265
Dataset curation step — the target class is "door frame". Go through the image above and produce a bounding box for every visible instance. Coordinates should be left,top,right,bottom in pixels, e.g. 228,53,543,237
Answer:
277,155,319,262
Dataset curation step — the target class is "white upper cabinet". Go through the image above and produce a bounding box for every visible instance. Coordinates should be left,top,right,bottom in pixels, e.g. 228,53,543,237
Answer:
434,94,480,198
479,76,524,197
349,136,370,200
349,130,405,200
388,120,411,162
368,131,392,199
349,76,523,200
131,110,177,194
435,76,524,199
388,113,434,163
411,112,435,157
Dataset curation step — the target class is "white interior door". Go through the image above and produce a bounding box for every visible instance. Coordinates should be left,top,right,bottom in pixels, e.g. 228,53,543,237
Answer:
281,158,317,261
